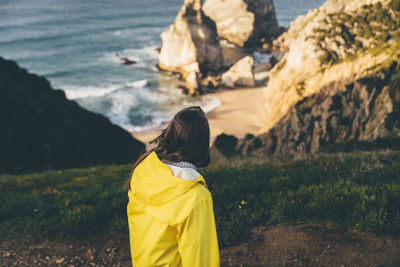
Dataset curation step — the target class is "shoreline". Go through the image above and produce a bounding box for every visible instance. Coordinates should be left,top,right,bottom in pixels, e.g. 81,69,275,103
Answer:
130,86,266,149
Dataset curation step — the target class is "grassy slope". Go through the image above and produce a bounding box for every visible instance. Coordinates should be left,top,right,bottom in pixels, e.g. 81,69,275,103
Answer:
1,151,399,249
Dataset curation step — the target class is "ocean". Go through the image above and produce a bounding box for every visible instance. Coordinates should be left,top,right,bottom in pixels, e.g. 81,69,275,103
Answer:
0,0,326,131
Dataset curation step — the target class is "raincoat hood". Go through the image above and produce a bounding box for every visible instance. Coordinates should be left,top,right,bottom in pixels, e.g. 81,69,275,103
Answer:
131,152,207,206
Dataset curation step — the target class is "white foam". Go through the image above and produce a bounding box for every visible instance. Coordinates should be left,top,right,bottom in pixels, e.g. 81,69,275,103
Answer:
103,45,159,68
128,116,167,132
107,90,139,130
122,93,221,133
125,79,148,88
63,84,121,100
122,46,159,60
63,79,222,133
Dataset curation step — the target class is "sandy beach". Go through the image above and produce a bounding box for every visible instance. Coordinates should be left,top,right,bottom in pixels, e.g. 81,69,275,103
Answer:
130,86,266,148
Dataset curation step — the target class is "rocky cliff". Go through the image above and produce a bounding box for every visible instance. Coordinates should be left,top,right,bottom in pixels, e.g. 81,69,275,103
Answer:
238,64,400,156
212,0,400,156
0,57,145,174
158,0,223,94
262,0,400,133
203,0,282,47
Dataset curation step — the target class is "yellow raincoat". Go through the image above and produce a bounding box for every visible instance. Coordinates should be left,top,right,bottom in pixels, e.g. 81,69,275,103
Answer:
127,152,220,267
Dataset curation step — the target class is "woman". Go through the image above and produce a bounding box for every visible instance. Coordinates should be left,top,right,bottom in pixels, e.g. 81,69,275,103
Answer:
125,106,220,267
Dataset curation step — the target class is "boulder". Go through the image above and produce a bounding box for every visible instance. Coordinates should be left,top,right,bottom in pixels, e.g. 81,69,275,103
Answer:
158,0,223,93
211,133,239,157
222,56,255,87
182,71,200,95
0,57,145,174
201,75,221,89
203,0,282,47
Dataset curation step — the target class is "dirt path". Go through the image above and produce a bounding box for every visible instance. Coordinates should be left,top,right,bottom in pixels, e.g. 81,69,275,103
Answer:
220,222,400,267
1,223,399,267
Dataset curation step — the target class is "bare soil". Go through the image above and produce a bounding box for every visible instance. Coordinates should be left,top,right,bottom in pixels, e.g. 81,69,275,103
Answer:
220,222,400,267
1,223,399,267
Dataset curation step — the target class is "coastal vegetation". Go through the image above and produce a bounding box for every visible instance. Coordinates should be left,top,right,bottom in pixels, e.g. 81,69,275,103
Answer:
307,1,400,66
2,0,400,265
1,150,399,248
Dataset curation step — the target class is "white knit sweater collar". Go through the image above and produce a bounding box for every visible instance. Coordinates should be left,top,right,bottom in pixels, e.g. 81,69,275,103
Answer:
161,160,197,170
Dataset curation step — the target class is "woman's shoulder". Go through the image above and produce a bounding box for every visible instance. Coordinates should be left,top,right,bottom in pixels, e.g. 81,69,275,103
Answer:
192,180,212,200
175,176,212,208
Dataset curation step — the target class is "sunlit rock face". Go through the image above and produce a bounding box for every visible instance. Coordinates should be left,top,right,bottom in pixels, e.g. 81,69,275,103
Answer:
218,0,400,156
261,0,399,133
222,56,255,88
158,0,223,94
203,0,281,47
241,64,400,156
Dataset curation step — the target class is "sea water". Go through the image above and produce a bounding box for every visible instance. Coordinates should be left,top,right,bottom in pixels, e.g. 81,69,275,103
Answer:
0,0,325,131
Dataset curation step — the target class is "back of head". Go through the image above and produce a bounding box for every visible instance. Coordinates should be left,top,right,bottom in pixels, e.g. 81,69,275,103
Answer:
125,106,210,189
152,106,210,167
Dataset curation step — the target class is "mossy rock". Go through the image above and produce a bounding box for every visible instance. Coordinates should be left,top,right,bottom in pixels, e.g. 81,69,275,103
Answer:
355,39,363,49
311,1,399,68
389,0,400,12
319,51,331,65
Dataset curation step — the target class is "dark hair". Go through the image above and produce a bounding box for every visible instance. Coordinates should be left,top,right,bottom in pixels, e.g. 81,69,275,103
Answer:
124,106,210,189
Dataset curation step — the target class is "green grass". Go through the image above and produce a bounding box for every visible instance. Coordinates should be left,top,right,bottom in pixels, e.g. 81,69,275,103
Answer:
1,152,400,248
321,138,400,153
392,70,400,81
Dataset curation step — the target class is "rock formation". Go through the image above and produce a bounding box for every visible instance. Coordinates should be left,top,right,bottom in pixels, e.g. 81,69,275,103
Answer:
158,0,223,94
211,133,239,157
215,64,400,156
210,0,400,156
222,56,255,87
203,0,283,47
241,64,400,156
0,57,145,174
262,0,400,133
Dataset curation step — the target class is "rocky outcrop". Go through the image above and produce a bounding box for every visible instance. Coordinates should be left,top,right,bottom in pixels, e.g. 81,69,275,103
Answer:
203,0,283,47
262,0,400,133
210,0,400,157
239,64,400,156
222,56,255,87
0,57,145,174
211,133,239,157
158,0,223,94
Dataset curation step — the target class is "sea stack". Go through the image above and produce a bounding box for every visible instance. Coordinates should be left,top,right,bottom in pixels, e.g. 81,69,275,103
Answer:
158,0,223,94
203,0,283,47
